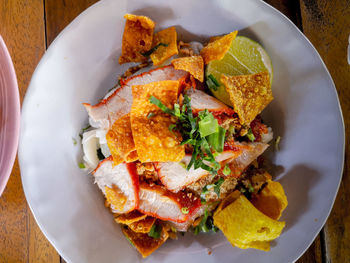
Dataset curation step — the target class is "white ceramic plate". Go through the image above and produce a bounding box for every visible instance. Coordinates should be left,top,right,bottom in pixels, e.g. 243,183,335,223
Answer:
19,0,345,262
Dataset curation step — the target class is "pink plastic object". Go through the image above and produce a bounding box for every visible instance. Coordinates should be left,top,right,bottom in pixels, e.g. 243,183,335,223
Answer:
0,36,20,196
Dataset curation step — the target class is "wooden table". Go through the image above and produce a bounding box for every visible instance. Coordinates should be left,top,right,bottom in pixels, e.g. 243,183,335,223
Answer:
0,0,348,262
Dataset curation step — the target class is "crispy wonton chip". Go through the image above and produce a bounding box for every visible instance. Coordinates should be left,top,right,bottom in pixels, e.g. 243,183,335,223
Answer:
150,27,178,65
209,35,223,43
106,113,138,163
129,217,156,233
130,80,185,162
221,72,272,125
251,181,288,220
214,190,241,216
213,195,285,251
171,56,204,82
119,14,155,64
105,185,127,212
116,210,147,225
200,31,238,64
122,225,169,258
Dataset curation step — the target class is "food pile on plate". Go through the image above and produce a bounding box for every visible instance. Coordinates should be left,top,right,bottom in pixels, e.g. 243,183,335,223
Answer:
80,14,287,258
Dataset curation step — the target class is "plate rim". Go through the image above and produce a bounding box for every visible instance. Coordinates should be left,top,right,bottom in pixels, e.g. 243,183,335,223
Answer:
0,35,20,196
19,0,345,262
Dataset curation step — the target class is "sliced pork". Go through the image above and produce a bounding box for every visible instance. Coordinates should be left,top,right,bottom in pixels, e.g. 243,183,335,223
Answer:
84,65,188,130
168,205,207,232
186,88,235,115
93,158,139,214
226,142,269,177
157,151,239,193
138,183,201,223
83,85,132,130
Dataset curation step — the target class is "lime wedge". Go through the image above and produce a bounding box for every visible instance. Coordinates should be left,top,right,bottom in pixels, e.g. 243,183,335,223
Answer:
206,36,273,106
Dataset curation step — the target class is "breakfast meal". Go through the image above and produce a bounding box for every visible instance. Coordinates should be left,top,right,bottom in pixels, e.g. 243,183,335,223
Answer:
80,14,287,258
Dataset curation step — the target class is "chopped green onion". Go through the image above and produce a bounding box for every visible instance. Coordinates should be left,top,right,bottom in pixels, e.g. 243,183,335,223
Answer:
239,187,246,193
78,163,85,169
125,235,135,247
148,224,162,239
206,74,220,91
227,126,236,137
193,209,218,234
275,136,281,151
168,124,176,132
149,96,173,115
174,103,181,117
248,183,255,193
198,114,218,137
207,126,226,153
208,74,220,87
79,124,91,139
141,43,168,57
72,138,77,145
179,162,187,169
200,185,209,203
222,165,231,176
147,112,155,119
246,128,255,142
181,207,189,214
213,178,224,197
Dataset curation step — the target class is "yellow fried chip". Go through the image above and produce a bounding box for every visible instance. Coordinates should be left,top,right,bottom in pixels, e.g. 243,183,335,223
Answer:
209,35,223,43
105,185,127,212
119,14,155,64
234,240,270,251
122,225,169,258
221,72,273,124
200,31,238,64
171,56,204,82
116,210,147,225
214,190,241,216
150,27,178,65
106,114,138,163
130,80,185,162
129,217,156,233
213,195,285,251
251,181,288,220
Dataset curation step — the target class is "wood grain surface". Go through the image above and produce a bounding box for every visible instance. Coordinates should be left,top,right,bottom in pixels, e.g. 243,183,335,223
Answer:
0,0,348,262
0,0,59,262
300,1,350,262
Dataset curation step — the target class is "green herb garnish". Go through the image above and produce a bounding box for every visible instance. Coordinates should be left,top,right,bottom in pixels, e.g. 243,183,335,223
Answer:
179,162,187,169
149,95,226,175
248,183,255,193
79,124,91,139
275,136,281,151
72,138,77,145
193,210,218,234
147,112,155,119
78,162,85,169
200,178,225,203
148,224,162,239
246,128,255,142
207,126,225,153
125,235,135,247
206,74,220,91
213,178,224,196
141,43,168,57
181,207,189,214
198,110,219,137
222,165,231,176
